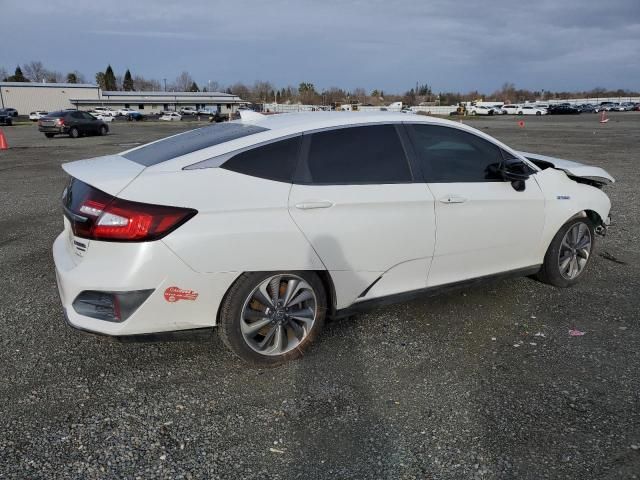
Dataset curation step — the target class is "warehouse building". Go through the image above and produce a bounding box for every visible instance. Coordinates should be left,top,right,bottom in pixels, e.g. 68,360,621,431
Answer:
0,82,100,114
0,82,246,115
70,90,246,115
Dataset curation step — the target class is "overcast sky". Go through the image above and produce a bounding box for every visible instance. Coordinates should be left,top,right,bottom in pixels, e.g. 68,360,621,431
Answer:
1,0,639,93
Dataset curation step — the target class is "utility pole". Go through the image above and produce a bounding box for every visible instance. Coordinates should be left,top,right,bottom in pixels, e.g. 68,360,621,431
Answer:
163,78,167,92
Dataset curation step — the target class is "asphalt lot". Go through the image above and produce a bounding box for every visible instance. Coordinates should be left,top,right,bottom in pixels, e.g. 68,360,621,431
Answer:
0,114,638,479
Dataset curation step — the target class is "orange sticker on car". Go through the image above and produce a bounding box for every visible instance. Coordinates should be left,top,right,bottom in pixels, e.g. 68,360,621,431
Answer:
164,286,198,303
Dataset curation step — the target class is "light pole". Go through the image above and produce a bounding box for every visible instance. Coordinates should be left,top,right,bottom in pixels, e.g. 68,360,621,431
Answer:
163,78,167,92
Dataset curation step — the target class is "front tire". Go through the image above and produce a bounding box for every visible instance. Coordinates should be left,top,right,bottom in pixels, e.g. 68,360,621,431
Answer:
99,125,108,136
218,271,327,366
536,217,595,287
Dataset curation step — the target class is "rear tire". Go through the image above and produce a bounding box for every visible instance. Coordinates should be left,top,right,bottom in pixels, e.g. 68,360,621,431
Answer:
218,271,327,366
535,217,595,288
69,127,79,139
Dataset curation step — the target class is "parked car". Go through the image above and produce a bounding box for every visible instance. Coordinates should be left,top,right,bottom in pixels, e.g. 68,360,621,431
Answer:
490,105,506,115
547,104,581,115
38,110,109,138
179,107,198,115
469,105,495,116
117,108,139,117
160,112,182,121
29,111,49,121
126,112,146,121
3,108,18,117
595,102,616,112
91,107,117,117
517,105,547,115
577,104,596,113
198,107,218,115
0,109,13,125
54,112,614,365
92,114,114,123
501,104,520,115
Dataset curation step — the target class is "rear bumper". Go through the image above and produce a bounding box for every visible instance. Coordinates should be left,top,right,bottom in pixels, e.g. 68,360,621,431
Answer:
53,229,239,336
39,126,67,134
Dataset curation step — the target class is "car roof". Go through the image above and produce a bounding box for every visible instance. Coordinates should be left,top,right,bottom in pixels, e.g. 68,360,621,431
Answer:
125,111,529,173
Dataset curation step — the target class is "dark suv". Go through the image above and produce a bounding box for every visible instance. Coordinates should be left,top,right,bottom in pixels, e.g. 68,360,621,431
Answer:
38,111,109,138
0,109,13,126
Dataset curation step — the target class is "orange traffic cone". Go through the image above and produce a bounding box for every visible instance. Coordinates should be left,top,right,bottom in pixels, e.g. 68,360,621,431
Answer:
0,129,8,150
599,111,609,124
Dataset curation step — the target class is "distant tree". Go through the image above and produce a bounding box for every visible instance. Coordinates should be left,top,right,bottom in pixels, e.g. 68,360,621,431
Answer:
23,61,49,82
403,88,417,106
298,82,318,104
95,72,106,89
253,81,275,102
67,70,86,84
225,87,233,94
202,87,207,92
323,87,347,105
45,71,64,83
133,75,160,91
352,87,367,103
189,81,199,92
123,69,134,91
229,83,250,99
174,71,194,91
7,66,29,82
103,65,117,91
66,72,78,83
0,66,8,81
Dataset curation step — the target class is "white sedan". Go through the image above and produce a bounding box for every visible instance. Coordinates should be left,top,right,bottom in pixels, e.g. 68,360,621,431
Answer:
469,105,496,116
29,110,49,121
517,105,548,115
117,108,139,116
54,111,613,365
160,112,182,121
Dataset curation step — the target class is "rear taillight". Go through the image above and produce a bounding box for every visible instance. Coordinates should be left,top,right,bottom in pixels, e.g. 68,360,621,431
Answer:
56,118,64,126
63,178,197,242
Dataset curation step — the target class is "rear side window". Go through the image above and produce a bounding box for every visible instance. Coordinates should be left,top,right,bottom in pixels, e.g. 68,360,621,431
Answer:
301,125,411,184
123,123,269,166
221,136,301,183
408,124,503,182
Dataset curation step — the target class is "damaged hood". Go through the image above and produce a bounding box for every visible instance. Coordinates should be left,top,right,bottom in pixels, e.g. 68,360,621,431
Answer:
518,151,615,185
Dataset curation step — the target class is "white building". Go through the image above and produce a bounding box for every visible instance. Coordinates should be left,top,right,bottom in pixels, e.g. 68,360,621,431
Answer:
0,82,247,115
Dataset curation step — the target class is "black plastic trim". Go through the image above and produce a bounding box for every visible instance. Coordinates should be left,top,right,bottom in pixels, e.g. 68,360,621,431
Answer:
331,265,541,319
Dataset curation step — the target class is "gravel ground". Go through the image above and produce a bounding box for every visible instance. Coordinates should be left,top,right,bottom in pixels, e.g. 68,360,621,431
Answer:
0,114,638,479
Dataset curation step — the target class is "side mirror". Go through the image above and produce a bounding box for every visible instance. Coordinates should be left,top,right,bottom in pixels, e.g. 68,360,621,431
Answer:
499,161,530,191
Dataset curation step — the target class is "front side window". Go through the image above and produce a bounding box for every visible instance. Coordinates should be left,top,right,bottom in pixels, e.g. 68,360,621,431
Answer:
301,125,412,184
221,136,301,183
408,124,503,183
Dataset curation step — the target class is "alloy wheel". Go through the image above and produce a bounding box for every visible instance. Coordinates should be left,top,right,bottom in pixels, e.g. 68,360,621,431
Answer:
558,222,592,280
240,274,318,356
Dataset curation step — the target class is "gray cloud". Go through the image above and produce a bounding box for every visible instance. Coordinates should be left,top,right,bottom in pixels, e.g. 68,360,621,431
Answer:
1,0,638,92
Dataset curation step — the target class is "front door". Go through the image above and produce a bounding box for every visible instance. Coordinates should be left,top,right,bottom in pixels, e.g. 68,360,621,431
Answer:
406,123,545,287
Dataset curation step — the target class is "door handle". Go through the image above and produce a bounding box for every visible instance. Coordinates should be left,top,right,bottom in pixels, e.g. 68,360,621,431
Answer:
439,195,467,204
295,201,334,210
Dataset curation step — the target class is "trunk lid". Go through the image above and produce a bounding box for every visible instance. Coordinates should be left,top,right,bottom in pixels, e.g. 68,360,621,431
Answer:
61,155,145,196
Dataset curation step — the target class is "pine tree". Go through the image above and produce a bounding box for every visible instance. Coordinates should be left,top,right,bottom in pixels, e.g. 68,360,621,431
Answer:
66,72,78,83
123,69,134,91
189,81,199,92
8,66,29,82
104,65,117,91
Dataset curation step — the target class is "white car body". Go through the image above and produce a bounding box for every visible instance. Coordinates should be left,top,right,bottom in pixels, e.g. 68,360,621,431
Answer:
517,106,548,115
92,107,117,117
117,108,139,116
53,112,613,339
160,112,182,121
29,110,48,121
469,105,495,116
180,107,199,115
92,113,114,123
501,104,520,115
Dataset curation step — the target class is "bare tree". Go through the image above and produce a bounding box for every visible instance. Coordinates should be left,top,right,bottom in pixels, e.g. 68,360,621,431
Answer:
45,70,65,83
0,66,8,81
253,81,275,103
352,87,367,104
174,71,194,92
23,61,49,82
229,82,251,100
133,75,161,91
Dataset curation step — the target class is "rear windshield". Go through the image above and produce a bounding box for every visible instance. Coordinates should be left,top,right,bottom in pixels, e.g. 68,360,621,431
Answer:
46,111,66,118
122,123,269,166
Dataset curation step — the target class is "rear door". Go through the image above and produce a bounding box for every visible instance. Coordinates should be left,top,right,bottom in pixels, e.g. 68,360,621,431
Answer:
406,123,545,287
288,124,436,308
